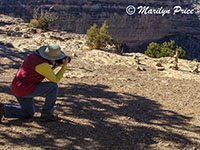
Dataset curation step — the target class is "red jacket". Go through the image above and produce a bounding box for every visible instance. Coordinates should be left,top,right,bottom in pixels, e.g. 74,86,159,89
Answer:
11,53,48,96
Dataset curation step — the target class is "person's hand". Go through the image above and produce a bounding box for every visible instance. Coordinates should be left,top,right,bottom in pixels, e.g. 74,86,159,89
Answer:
62,58,68,66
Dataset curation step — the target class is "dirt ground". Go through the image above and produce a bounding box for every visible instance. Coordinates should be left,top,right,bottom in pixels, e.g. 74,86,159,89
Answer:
0,15,200,150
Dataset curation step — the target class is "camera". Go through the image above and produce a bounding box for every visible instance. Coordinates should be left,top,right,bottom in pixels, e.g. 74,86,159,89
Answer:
55,56,71,65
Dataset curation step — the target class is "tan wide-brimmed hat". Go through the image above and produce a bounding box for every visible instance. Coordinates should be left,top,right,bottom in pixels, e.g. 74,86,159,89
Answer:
38,44,66,60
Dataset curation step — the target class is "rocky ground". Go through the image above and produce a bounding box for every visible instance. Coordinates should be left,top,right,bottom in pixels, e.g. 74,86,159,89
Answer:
0,14,200,150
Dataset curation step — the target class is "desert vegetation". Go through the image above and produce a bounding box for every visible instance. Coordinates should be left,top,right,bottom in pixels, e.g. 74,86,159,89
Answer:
86,21,123,54
29,7,58,30
145,40,186,58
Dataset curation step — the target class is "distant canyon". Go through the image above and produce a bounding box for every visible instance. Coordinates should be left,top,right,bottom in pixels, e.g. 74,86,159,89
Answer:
0,0,200,59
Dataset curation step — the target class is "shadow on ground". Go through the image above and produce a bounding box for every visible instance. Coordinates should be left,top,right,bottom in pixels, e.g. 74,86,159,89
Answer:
0,45,31,73
0,83,200,150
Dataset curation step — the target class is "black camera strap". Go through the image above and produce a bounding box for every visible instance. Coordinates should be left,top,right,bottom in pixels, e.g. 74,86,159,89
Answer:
34,50,40,56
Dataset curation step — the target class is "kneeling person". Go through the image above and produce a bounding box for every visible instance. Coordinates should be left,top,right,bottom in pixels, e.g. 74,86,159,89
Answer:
0,44,69,122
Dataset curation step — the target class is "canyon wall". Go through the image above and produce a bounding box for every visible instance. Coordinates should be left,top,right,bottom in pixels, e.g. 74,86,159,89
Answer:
0,0,200,59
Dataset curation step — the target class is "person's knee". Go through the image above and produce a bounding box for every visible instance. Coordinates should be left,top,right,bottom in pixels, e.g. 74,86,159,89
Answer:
50,82,58,89
51,82,58,93
51,83,58,89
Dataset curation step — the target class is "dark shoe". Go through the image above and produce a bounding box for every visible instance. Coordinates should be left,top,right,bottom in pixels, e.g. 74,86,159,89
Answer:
0,103,5,122
40,114,58,122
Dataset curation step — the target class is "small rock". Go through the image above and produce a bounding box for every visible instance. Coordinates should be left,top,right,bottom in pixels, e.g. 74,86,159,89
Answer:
41,33,46,37
23,34,32,38
29,28,37,34
192,65,199,73
72,53,78,57
15,32,23,37
76,44,80,49
192,68,198,73
36,29,43,34
157,67,165,71
155,62,162,67
50,35,65,41
133,55,138,59
15,27,20,31
173,67,178,70
169,65,178,70
7,31,15,36
136,66,146,71
169,61,178,70
135,59,141,65
127,78,132,81
64,37,72,41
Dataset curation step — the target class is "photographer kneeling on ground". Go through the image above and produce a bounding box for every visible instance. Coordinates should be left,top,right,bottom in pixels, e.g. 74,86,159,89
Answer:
0,44,70,122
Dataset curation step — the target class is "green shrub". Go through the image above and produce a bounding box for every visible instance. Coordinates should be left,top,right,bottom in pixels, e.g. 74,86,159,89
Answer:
86,21,112,50
86,24,99,49
29,7,58,30
113,40,123,54
37,16,49,30
145,40,186,58
193,58,198,62
145,42,161,58
29,19,39,28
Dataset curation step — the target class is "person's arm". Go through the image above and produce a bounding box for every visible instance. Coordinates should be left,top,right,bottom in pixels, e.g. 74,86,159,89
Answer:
35,63,67,83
